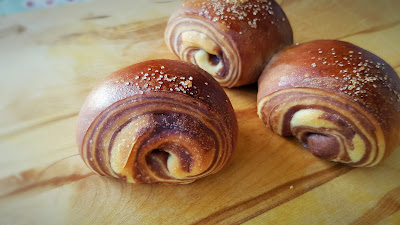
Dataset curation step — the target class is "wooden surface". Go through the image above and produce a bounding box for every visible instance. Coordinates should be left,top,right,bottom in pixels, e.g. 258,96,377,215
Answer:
1,0,400,224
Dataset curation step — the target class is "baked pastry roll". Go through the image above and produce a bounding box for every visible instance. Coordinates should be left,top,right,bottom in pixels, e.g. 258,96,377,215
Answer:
165,0,293,87
77,60,238,183
257,40,400,166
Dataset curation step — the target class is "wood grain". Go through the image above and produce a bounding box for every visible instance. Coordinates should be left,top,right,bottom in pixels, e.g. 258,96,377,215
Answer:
0,0,399,224
351,186,400,225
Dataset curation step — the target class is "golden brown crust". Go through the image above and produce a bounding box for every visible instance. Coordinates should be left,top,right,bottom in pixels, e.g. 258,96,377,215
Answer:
77,59,238,184
165,0,293,87
257,40,400,166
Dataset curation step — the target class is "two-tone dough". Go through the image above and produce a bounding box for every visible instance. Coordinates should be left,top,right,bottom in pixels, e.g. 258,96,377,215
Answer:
165,0,293,87
77,60,238,183
257,40,400,167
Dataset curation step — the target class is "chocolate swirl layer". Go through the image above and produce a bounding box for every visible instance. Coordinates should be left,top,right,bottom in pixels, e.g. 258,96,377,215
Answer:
77,60,238,183
257,40,400,167
165,0,293,87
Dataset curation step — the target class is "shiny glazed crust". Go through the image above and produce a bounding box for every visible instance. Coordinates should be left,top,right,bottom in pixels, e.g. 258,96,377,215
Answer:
257,40,400,167
165,0,293,87
77,59,238,183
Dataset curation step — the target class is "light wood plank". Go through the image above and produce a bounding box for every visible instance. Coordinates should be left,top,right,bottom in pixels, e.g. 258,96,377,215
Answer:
0,0,399,224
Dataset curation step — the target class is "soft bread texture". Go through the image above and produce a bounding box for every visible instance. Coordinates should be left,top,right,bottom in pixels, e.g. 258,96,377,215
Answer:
257,40,400,167
77,59,238,184
165,0,293,88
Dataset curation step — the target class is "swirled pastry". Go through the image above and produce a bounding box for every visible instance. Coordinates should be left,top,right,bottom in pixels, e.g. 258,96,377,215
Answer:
76,60,238,184
257,40,400,167
165,0,293,87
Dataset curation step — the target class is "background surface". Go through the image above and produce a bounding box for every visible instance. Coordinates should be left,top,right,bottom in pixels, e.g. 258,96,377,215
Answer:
0,0,88,15
0,0,400,224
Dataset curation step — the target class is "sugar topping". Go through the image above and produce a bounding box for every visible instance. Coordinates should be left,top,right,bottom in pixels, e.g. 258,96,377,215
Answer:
192,0,282,29
115,65,213,99
307,46,400,103
225,0,250,3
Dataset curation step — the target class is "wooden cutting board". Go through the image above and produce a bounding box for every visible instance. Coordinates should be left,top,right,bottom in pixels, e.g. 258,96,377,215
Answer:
1,0,400,224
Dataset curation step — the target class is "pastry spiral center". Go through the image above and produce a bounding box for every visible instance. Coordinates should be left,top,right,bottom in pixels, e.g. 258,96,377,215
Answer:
290,108,366,162
145,149,170,175
145,140,197,179
194,49,223,76
291,109,340,159
291,109,342,159
181,31,223,76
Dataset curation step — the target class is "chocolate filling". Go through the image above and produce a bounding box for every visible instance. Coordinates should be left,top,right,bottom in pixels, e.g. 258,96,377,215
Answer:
305,133,340,159
208,53,220,65
205,51,228,79
145,149,170,174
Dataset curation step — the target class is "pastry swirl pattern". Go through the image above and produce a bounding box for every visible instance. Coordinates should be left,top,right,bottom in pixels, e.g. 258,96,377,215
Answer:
257,40,400,167
165,0,293,87
77,60,238,183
